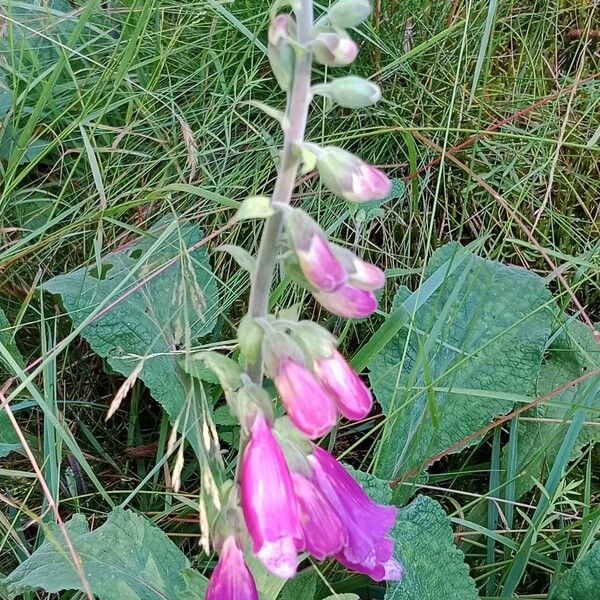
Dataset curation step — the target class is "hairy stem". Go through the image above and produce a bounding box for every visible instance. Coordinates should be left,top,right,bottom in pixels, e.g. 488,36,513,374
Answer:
245,0,314,382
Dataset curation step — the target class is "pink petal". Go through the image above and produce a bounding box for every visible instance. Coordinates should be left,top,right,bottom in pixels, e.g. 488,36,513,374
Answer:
206,536,259,600
241,415,301,577
275,359,337,438
297,234,347,292
315,350,373,420
313,285,378,319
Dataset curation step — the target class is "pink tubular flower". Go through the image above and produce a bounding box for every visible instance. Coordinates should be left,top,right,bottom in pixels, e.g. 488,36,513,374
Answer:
241,414,301,578
206,536,259,600
291,472,347,559
274,359,337,438
297,233,347,292
331,244,385,291
314,349,373,420
347,164,392,203
308,446,403,581
315,147,392,203
313,284,377,319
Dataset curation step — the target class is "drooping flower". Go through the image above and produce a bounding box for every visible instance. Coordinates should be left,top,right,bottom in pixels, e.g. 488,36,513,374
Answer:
285,209,347,293
268,14,296,91
273,358,337,438
332,245,386,291
312,76,382,109
307,446,403,581
291,471,347,559
313,284,378,319
312,31,359,67
314,349,373,419
315,146,391,202
240,414,301,578
327,0,372,28
206,536,259,600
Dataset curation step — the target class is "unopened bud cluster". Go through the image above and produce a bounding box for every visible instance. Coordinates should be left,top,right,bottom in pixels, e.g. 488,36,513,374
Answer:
204,1,401,598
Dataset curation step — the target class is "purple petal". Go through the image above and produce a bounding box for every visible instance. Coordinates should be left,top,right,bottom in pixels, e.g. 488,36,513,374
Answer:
241,415,301,577
309,447,397,565
292,472,347,560
206,536,259,600
313,285,378,319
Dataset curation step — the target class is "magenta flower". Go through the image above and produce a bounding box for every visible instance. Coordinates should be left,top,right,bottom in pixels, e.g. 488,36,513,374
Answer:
241,414,301,578
206,536,259,600
291,472,347,559
315,349,373,420
274,358,337,438
313,284,377,319
308,446,403,581
297,232,347,292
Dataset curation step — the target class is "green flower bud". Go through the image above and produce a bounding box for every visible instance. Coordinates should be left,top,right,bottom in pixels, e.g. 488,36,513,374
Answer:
237,315,264,364
328,0,372,28
313,75,381,108
311,30,358,67
233,382,274,432
293,320,337,359
268,13,296,92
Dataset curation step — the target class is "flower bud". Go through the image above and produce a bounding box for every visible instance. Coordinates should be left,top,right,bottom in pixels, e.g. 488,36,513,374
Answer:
285,209,347,292
314,349,373,419
237,315,264,364
315,146,391,202
312,31,358,67
268,14,296,91
327,0,372,28
313,284,377,319
332,245,386,290
313,76,381,108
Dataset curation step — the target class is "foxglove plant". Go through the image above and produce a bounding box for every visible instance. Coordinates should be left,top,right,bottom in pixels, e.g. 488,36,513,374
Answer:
202,0,402,596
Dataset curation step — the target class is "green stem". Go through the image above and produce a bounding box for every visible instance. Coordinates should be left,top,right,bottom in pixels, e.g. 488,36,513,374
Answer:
245,0,314,383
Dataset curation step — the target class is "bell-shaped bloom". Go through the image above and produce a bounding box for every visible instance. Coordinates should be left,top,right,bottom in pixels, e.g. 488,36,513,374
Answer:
291,472,347,559
316,147,391,202
274,359,337,438
328,0,372,28
206,536,259,600
314,349,373,420
331,245,386,291
313,284,377,319
286,209,346,292
241,414,301,578
308,446,402,581
312,32,359,67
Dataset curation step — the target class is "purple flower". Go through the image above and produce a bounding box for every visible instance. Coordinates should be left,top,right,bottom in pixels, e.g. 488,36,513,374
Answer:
206,536,259,600
313,284,377,319
315,349,373,420
274,359,337,438
308,446,403,581
291,472,347,559
241,414,301,578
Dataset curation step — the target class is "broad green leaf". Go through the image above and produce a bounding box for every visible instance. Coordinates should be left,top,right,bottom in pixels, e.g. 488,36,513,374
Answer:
41,219,219,444
550,541,600,600
279,568,317,600
386,495,478,600
369,242,552,482
0,307,24,371
0,507,208,599
322,595,360,600
505,319,600,500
